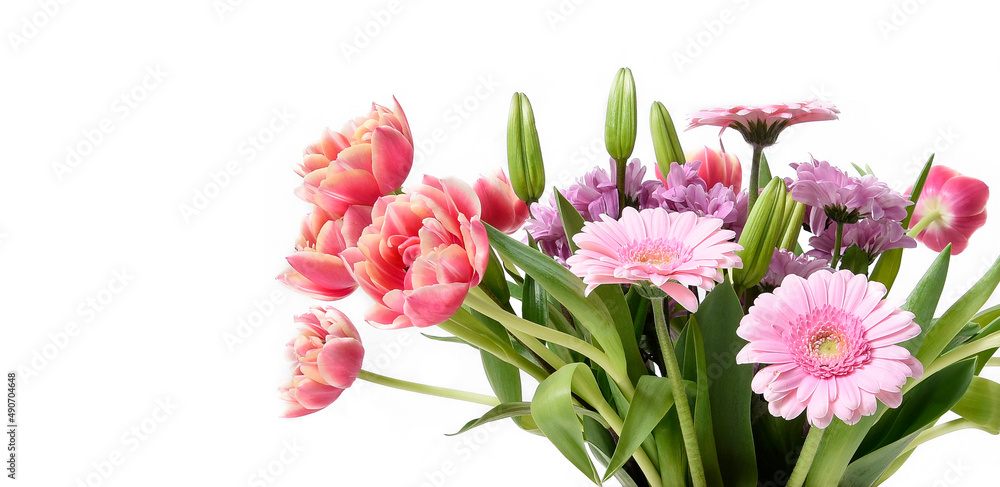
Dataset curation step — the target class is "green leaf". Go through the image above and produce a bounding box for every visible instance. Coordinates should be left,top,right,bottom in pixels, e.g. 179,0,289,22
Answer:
917,254,1000,364
654,408,688,486
531,364,601,484
759,153,772,185
486,224,628,377
480,349,521,405
970,316,1000,375
857,357,975,458
695,279,758,486
899,246,951,354
678,317,725,487
604,376,675,481
448,401,609,437
421,333,471,346
479,247,512,306
593,284,647,383
903,154,934,228
972,303,1000,327
587,419,642,487
840,430,922,487
839,244,871,275
952,376,1000,434
555,190,586,254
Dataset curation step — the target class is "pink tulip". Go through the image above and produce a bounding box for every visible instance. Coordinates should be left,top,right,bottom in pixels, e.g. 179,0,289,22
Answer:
280,307,365,418
296,98,413,220
908,165,989,255
656,146,742,192
342,176,490,329
473,170,529,234
277,206,372,300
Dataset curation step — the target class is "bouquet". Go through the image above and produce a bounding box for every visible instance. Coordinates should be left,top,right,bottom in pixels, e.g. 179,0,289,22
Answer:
274,68,997,487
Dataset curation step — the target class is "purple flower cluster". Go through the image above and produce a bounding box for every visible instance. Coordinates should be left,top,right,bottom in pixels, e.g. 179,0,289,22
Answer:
806,219,916,261
526,159,748,264
760,249,830,288
789,157,910,225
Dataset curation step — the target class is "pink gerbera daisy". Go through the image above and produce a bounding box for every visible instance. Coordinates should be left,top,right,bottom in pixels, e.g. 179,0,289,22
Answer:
566,207,742,312
736,270,923,428
687,100,840,147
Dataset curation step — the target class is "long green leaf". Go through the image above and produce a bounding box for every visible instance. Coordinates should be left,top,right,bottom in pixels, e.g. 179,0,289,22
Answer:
604,376,675,481
448,401,610,437
480,247,512,306
531,364,601,484
679,316,725,486
917,254,1000,364
900,246,951,354
594,283,647,383
695,279,757,486
555,190,585,254
654,406,688,486
970,316,1000,375
840,431,922,487
952,376,1000,434
486,224,628,378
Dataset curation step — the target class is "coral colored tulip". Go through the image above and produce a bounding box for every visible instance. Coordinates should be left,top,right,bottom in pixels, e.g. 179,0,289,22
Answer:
296,98,413,220
685,146,742,192
342,176,490,329
277,206,371,301
473,170,529,234
281,307,365,418
908,165,989,255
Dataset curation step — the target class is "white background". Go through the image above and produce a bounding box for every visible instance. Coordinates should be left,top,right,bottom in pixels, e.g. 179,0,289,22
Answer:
3,1,1000,486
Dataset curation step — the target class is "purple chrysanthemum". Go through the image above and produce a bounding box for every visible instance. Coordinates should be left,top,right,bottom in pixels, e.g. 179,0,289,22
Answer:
760,249,831,288
650,161,748,237
526,159,663,264
806,219,917,262
789,157,910,224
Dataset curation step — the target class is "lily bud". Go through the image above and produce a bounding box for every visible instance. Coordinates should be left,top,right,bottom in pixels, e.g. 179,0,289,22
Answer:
506,92,545,203
780,199,807,251
605,68,637,162
733,177,787,290
650,101,685,180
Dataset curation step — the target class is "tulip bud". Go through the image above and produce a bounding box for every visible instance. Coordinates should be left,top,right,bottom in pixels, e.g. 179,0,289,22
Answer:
685,146,742,192
650,101,685,180
605,68,637,163
506,92,545,203
733,177,787,290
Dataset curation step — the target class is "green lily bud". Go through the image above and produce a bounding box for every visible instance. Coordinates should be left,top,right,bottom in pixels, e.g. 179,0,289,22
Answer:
649,101,685,179
605,68,637,162
779,199,806,251
506,92,545,203
733,177,787,291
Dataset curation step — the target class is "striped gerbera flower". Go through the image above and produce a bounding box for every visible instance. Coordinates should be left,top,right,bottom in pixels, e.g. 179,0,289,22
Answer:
566,207,742,312
736,270,923,428
687,100,840,147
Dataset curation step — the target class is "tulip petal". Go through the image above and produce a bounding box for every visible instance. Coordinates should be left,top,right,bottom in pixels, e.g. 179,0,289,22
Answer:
371,127,414,194
317,338,365,389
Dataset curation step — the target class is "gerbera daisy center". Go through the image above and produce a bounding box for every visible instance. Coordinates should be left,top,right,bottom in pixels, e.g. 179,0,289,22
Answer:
787,305,872,378
619,238,686,265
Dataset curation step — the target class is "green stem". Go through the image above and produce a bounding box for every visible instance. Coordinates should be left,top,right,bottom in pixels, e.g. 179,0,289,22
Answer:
747,144,763,213
357,370,500,407
651,296,706,487
787,426,825,487
907,209,941,237
616,157,627,213
830,221,845,269
439,316,548,383
466,287,635,399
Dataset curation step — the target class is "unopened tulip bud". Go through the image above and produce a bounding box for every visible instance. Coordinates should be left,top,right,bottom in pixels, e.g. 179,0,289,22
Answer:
507,92,545,203
650,101,685,180
605,68,637,163
733,177,787,290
